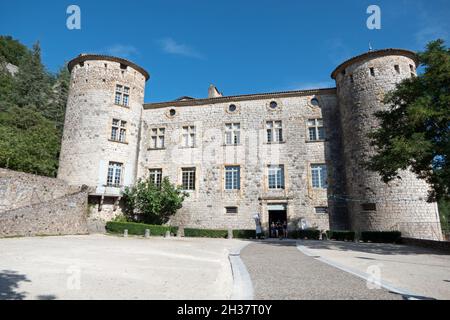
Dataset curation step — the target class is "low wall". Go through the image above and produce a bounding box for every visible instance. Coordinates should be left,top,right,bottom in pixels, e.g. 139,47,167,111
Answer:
0,191,89,238
0,168,80,212
402,237,450,253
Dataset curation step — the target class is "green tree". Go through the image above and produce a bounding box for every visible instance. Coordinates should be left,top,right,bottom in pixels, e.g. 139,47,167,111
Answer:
0,35,29,66
123,177,188,225
12,41,52,112
0,106,60,176
46,65,70,135
367,39,450,202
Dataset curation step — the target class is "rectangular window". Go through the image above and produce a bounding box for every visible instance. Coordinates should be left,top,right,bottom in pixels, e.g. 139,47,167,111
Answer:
115,84,130,106
370,67,375,77
149,169,163,188
315,207,328,214
308,119,325,141
150,128,165,149
111,119,126,142
107,162,123,187
225,166,240,190
182,126,196,148
225,123,240,145
181,168,196,190
268,165,285,189
311,164,327,189
225,207,238,215
266,121,283,143
362,203,377,211
394,65,400,74
115,85,122,105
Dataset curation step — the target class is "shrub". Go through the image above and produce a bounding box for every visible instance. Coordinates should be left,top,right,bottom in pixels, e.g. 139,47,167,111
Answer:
327,230,355,241
122,177,188,225
106,221,178,236
290,229,321,240
360,231,402,243
184,228,228,238
233,230,256,239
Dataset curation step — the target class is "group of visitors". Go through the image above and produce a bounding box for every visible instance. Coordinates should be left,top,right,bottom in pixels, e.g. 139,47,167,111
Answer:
270,221,288,239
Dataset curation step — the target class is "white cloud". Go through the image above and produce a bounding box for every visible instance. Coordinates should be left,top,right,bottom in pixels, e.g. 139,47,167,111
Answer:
104,45,139,58
286,81,335,90
158,37,204,59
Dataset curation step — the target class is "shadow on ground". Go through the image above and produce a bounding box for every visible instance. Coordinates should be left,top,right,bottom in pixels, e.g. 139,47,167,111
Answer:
298,240,450,256
0,270,30,300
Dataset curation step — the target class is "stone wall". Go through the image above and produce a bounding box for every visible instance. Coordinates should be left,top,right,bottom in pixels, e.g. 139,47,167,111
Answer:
57,57,146,191
0,190,89,237
0,169,89,237
334,51,442,240
0,168,78,212
139,90,345,232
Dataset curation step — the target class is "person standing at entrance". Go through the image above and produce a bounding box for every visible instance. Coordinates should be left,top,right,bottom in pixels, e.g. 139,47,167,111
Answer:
283,221,288,238
271,222,277,238
277,221,283,240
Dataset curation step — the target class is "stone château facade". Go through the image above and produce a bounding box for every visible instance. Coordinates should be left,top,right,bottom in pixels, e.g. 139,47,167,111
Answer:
57,49,442,240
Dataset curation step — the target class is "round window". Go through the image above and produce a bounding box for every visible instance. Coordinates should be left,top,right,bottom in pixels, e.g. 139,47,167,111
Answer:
228,104,237,112
269,101,278,109
169,109,176,116
311,98,320,107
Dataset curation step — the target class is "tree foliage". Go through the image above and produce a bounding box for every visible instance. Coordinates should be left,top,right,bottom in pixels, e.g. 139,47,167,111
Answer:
122,177,188,225
0,35,69,176
0,106,60,176
367,39,450,202
0,35,28,66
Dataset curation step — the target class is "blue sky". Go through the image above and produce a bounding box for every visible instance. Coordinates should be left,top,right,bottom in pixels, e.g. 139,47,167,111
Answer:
1,0,449,102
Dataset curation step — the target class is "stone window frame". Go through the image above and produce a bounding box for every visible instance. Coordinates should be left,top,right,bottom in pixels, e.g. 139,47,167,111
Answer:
266,99,283,112
106,161,124,187
265,120,284,144
225,206,239,215
181,125,197,148
307,118,325,142
224,165,241,191
180,167,198,192
148,168,163,188
224,122,241,146
307,96,322,109
109,118,128,144
149,127,166,150
166,107,177,119
315,207,328,215
310,163,328,189
267,164,285,190
114,83,131,108
225,103,241,114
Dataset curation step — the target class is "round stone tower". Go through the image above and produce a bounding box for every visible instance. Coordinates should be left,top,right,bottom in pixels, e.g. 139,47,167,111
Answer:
332,49,442,240
58,54,149,194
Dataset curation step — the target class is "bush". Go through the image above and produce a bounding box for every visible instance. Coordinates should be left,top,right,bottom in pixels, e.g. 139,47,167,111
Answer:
360,231,402,243
184,228,228,238
122,177,188,225
233,230,256,239
106,221,178,236
327,230,355,241
290,229,321,240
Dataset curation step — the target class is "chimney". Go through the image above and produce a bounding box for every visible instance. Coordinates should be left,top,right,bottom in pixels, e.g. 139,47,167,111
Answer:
208,84,223,98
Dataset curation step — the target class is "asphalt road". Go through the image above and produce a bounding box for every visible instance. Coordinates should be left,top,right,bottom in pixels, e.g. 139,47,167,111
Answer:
240,241,404,300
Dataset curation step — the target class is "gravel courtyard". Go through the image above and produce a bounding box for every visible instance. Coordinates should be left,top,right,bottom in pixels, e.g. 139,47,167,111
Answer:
0,235,244,300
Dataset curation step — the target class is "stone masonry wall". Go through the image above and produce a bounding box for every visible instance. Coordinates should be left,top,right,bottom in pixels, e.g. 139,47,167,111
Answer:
139,91,347,232
0,190,89,237
0,168,79,212
335,53,442,240
57,59,146,191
